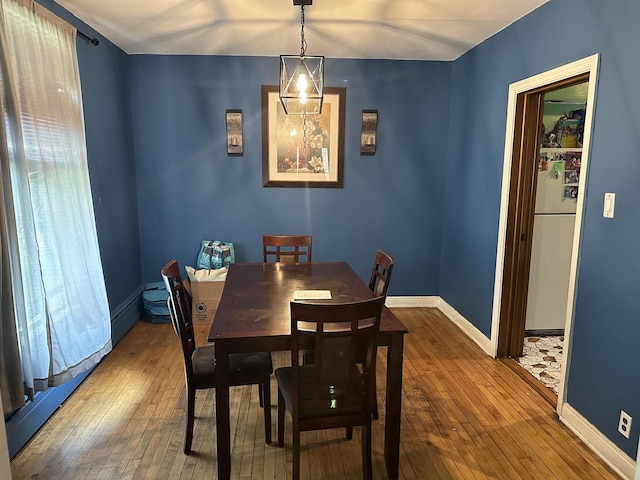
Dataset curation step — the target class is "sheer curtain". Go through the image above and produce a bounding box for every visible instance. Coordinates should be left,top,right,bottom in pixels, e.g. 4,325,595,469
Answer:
0,0,111,403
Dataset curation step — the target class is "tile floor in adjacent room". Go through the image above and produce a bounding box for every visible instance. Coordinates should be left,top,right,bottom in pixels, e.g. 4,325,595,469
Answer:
517,335,564,395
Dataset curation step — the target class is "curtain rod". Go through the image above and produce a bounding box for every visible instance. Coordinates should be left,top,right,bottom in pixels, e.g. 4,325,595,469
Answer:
32,1,100,46
77,30,99,46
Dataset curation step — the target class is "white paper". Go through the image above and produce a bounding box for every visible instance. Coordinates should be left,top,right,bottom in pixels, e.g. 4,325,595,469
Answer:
293,290,332,300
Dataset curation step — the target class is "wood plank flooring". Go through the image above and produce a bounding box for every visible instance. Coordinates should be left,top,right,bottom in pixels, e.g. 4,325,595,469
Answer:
11,308,622,479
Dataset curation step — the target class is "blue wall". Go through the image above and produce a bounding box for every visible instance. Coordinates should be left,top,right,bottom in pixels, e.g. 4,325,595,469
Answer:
129,56,451,295
440,0,640,458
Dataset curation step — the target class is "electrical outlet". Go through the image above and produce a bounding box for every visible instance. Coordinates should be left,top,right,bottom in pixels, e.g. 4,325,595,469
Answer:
618,410,632,439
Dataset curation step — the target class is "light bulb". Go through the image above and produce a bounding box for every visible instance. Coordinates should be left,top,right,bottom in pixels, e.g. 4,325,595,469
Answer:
296,73,308,93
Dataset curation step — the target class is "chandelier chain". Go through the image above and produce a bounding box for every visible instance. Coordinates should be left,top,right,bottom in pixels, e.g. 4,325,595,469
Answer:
300,3,307,153
302,110,307,154
300,5,307,57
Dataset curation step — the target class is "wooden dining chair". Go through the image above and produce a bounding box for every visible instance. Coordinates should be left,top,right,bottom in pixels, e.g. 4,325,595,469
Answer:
367,249,394,415
369,250,394,298
305,250,394,427
161,260,273,453
275,297,385,480
262,234,312,264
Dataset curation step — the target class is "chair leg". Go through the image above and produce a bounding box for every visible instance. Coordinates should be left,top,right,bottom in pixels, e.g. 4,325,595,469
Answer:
262,378,272,444
371,378,380,420
277,388,285,447
361,421,373,480
184,387,196,454
346,426,353,440
259,381,264,408
292,421,300,480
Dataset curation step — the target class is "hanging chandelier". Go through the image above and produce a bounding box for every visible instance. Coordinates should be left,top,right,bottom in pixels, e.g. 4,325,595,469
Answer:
279,0,324,115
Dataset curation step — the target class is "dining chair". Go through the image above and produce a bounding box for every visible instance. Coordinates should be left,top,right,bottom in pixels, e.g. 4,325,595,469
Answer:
262,234,312,264
275,297,385,480
161,260,273,453
367,249,394,413
305,250,394,427
369,250,394,298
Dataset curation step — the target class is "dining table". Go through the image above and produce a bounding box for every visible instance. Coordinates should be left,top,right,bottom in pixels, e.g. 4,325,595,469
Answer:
208,261,409,479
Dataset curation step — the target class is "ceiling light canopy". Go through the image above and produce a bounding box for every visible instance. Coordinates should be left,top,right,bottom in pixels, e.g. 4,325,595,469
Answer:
279,0,324,115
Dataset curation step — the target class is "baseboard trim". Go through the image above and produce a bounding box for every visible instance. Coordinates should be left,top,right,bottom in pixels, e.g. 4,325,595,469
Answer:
385,295,491,354
385,295,438,308
560,403,635,479
435,298,493,355
111,285,145,344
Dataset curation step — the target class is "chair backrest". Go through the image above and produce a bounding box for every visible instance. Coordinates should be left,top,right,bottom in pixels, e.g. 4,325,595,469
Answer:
289,297,385,418
161,260,196,380
263,234,312,264
368,250,394,298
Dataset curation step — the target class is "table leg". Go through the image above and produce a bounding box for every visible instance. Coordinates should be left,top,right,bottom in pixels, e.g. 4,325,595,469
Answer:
384,334,404,480
214,339,231,480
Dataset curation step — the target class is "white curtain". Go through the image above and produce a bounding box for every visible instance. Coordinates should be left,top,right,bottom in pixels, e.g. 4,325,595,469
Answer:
0,0,111,393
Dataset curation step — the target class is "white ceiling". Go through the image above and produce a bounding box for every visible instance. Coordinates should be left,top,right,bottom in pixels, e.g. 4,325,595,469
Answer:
56,0,549,60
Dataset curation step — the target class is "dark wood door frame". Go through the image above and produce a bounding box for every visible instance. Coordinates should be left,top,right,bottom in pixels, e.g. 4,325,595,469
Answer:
497,73,590,359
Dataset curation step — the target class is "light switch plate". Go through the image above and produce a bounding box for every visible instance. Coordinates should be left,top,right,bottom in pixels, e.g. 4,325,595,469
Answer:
603,192,615,218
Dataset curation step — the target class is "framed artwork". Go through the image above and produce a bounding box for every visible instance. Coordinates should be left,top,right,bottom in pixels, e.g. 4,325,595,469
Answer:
261,85,346,188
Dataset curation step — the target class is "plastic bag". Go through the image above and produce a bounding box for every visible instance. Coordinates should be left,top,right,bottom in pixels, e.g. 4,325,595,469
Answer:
196,240,235,270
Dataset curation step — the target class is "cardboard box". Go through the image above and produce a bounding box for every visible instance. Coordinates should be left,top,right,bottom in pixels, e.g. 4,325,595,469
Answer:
184,266,227,323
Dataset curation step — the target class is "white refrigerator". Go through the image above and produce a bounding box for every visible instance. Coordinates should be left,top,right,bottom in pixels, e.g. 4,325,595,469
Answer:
525,149,580,332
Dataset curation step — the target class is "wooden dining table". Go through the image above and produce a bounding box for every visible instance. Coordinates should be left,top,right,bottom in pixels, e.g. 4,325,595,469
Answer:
208,261,409,479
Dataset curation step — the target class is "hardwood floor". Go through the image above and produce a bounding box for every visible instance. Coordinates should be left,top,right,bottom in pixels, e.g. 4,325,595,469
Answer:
11,308,622,479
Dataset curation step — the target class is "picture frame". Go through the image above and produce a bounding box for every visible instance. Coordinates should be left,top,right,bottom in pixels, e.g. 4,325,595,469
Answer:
261,85,346,188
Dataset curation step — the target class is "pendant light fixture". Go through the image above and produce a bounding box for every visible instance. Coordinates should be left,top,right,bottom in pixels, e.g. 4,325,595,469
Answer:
279,0,324,115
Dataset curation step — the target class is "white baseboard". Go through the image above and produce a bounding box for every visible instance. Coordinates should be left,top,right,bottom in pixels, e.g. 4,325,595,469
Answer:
560,403,636,480
387,295,637,479
385,296,438,308
435,298,493,355
385,295,491,354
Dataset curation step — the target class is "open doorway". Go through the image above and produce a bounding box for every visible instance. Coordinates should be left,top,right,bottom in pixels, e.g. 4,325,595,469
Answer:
490,55,600,411
516,81,589,395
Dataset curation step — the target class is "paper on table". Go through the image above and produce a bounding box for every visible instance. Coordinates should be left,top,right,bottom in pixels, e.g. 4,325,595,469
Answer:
293,290,332,300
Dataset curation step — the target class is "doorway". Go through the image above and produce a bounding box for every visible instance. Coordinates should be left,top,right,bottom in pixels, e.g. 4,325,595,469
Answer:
490,55,600,412
516,80,588,395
